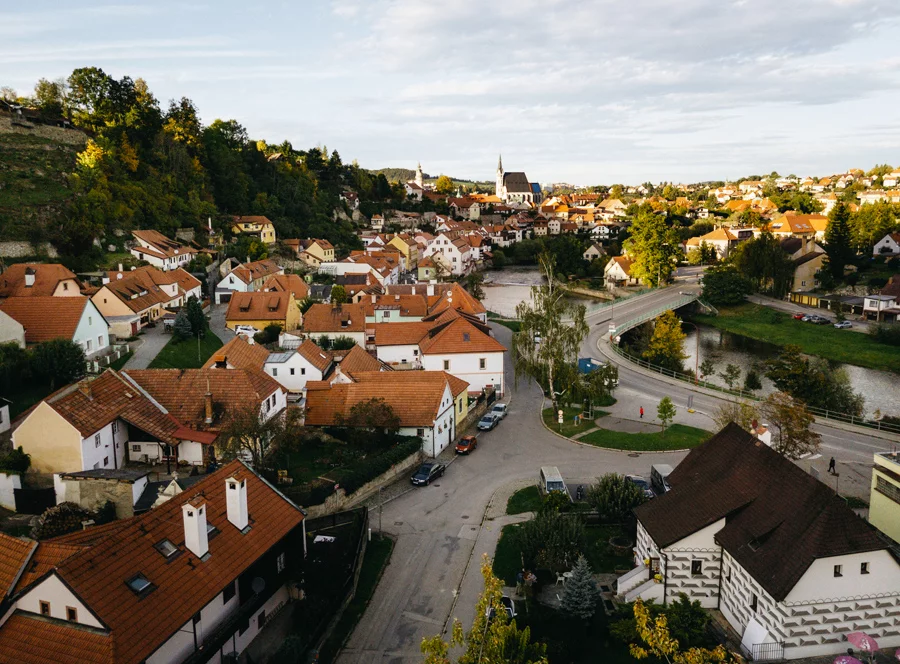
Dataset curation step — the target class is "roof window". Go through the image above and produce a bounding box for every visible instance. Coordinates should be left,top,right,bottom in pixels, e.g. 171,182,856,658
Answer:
154,539,178,558
126,573,153,595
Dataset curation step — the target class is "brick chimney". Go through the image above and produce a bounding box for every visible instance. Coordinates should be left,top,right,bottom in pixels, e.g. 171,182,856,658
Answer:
182,496,209,558
226,474,249,531
204,378,213,425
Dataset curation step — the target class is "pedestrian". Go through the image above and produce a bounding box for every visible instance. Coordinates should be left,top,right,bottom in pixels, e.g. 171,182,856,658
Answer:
640,406,644,419
828,457,836,475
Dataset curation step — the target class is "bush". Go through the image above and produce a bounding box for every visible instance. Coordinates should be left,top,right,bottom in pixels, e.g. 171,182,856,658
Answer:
334,436,422,495
253,323,282,345
586,473,646,522
846,273,859,286
0,446,31,473
870,322,900,347
867,276,888,289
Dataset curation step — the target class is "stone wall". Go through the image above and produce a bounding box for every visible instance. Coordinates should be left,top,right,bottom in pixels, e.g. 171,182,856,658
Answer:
59,477,139,519
304,450,423,519
0,241,58,258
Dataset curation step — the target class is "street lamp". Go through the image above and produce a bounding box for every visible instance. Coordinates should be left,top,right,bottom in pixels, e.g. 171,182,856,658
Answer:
681,320,701,385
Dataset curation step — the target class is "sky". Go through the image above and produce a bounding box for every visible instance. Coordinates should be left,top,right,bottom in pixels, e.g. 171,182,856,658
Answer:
4,0,900,185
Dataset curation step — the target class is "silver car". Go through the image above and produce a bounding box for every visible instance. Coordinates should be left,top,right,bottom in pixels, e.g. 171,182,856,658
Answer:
491,403,508,419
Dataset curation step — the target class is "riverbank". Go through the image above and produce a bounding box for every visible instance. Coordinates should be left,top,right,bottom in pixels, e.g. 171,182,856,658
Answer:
689,303,900,374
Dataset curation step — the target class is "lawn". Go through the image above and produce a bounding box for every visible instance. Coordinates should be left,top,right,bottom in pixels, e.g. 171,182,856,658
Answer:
579,424,710,451
318,535,394,663
691,303,900,373
507,486,543,515
493,319,522,332
148,333,223,369
109,352,133,371
494,524,526,586
542,406,609,438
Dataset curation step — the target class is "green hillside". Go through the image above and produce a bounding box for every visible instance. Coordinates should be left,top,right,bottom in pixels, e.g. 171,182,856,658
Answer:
0,117,85,241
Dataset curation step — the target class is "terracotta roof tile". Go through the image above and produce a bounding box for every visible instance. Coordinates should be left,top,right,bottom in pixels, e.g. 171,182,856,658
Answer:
0,534,34,600
98,267,198,314
371,322,432,346
202,336,270,371
0,613,113,664
131,230,196,260
296,339,334,373
418,317,506,355
362,294,428,318
0,296,93,344
225,290,293,322
302,303,366,333
333,344,382,377
228,260,281,285
13,542,84,594
261,273,309,300
0,264,81,298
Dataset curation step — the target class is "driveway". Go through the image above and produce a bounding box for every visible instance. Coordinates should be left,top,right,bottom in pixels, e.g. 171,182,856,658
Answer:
207,303,234,344
337,325,688,663
121,324,169,370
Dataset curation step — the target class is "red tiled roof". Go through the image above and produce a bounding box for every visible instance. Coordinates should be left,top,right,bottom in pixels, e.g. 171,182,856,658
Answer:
362,294,428,318
302,303,366,333
0,534,35,600
333,344,382,377
0,612,113,664
371,322,432,346
98,267,198,314
295,339,334,373
261,273,309,300
202,336,270,371
0,296,95,344
418,317,506,355
225,291,293,322
229,260,281,285
0,264,81,298
132,230,196,259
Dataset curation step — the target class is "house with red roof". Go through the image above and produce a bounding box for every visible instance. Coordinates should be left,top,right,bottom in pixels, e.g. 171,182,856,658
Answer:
0,296,110,358
130,230,197,271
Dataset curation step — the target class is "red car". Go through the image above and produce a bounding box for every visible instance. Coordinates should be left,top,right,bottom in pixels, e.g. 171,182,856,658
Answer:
455,435,478,454
792,313,805,320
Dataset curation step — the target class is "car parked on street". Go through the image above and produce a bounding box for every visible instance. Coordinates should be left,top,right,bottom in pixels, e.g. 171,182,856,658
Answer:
792,313,806,320
478,413,500,431
411,462,446,486
491,403,508,419
834,321,853,329
455,435,478,454
810,316,831,325
234,325,259,338
627,475,655,499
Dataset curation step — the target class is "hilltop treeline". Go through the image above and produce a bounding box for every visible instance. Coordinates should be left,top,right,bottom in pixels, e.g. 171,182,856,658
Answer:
10,68,414,269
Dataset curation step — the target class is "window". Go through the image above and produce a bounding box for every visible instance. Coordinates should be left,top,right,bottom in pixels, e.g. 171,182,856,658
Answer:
301,368,306,375
229,276,234,284
834,564,843,577
39,601,50,616
63,282,69,291
277,552,286,573
86,339,92,351
290,368,295,375
112,420,118,434
413,349,419,356
258,610,267,630
479,358,486,370
154,539,178,558
98,335,104,348
691,560,702,576
417,428,425,437
443,360,450,370
126,574,152,595
223,580,236,603
132,444,141,453
750,594,758,612
95,434,101,448
88,316,92,325
103,457,109,467
66,606,77,622
458,400,463,413
272,368,278,377
861,562,869,575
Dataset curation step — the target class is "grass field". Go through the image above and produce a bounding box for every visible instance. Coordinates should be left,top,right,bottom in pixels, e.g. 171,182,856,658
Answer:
579,423,711,451
691,303,900,373
507,486,543,515
541,406,610,438
318,535,394,663
148,333,223,369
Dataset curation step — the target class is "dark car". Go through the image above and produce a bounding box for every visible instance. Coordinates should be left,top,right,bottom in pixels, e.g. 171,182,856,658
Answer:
486,595,517,621
628,475,655,499
455,435,478,454
811,316,831,325
411,462,446,486
478,413,500,431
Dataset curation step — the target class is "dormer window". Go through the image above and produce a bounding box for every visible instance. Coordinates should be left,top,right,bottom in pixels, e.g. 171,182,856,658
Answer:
154,539,178,558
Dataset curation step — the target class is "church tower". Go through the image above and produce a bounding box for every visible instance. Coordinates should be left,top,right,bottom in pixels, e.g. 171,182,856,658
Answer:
415,162,424,188
496,154,505,200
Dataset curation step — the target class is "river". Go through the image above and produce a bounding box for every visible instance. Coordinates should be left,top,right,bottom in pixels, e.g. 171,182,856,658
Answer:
681,325,900,418
482,266,595,317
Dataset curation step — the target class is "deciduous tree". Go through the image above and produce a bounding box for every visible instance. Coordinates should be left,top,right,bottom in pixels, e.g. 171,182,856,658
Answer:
330,284,348,304
712,400,758,431
700,266,751,305
519,510,585,572
31,339,86,390
718,364,741,390
630,599,732,664
586,473,646,522
657,397,676,432
623,211,682,287
434,174,455,195
643,311,688,373
761,391,821,459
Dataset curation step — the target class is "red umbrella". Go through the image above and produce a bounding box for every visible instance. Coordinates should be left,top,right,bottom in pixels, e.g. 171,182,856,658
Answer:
847,632,879,652
834,657,863,664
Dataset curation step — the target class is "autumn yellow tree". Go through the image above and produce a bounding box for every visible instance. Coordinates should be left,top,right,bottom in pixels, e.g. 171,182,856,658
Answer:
630,599,734,664
421,555,547,664
435,174,455,195
643,310,688,373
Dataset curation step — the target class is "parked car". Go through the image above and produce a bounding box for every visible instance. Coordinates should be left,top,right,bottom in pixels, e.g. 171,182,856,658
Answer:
234,324,259,338
455,435,478,454
491,403,508,419
810,316,831,325
478,413,500,431
834,321,853,329
486,596,517,621
801,315,813,322
411,462,446,486
792,313,805,320
628,475,655,499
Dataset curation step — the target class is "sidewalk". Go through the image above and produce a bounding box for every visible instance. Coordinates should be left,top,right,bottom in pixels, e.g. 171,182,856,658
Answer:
121,325,169,370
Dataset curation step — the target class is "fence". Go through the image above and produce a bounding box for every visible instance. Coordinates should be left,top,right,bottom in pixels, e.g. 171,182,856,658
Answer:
608,343,900,435
86,343,131,374
741,641,785,662
612,295,699,337
584,288,653,314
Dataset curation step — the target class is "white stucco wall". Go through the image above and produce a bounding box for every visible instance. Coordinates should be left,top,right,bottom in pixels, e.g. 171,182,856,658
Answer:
265,354,325,393
421,351,503,395
80,421,125,471
73,300,110,358
178,441,205,465
0,310,25,348
375,344,421,366
785,550,900,603
18,573,102,628
0,472,21,510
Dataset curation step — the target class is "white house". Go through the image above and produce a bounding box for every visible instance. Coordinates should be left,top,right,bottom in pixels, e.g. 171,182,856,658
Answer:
214,259,283,304
604,256,640,288
130,230,197,271
622,424,900,661
0,296,109,358
264,340,333,396
0,309,25,348
874,232,900,256
0,461,305,664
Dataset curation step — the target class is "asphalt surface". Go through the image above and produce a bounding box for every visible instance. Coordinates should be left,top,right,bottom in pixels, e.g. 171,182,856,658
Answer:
337,272,897,663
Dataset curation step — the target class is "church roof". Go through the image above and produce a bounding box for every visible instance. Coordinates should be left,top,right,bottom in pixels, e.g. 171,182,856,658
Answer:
503,172,532,193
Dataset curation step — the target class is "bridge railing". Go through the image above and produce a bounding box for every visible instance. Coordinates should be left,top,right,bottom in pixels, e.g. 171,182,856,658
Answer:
607,343,900,435
612,295,698,337
584,288,653,314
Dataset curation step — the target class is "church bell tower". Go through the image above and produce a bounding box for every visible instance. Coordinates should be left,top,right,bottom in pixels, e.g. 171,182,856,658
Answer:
496,154,504,200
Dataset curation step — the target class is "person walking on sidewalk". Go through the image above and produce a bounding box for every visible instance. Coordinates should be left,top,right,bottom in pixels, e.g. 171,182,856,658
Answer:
640,406,644,419
828,457,836,475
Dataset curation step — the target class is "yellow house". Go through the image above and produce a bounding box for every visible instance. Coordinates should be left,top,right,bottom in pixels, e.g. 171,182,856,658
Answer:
446,372,469,425
870,451,900,544
225,291,301,332
304,239,335,264
792,251,825,292
12,401,86,473
388,234,419,270
231,215,277,244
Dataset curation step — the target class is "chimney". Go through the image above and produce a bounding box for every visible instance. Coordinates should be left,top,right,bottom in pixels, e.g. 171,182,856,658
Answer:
118,263,123,272
102,276,110,285
371,293,376,304
226,474,249,531
24,267,35,288
204,378,213,425
411,286,416,296
427,283,435,297
182,497,209,558
78,380,92,401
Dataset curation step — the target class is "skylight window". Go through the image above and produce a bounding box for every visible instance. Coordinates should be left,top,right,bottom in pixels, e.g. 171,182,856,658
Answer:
127,574,152,594
154,539,178,558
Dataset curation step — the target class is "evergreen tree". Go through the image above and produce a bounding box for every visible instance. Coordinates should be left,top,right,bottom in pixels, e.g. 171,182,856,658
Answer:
561,555,600,621
173,308,193,340
186,296,206,338
823,199,854,279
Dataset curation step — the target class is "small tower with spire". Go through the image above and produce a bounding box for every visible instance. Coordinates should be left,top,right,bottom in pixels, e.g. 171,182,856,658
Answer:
415,162,424,188
496,154,505,200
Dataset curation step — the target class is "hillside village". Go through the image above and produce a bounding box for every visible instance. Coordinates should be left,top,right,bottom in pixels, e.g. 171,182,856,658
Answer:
1,71,900,664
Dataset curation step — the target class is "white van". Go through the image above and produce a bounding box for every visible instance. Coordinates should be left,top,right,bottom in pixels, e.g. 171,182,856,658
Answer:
650,464,673,496
539,466,570,499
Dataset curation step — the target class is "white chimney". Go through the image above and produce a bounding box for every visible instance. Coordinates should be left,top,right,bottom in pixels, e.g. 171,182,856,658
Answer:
102,276,110,285
118,263,123,272
427,283,435,297
182,497,209,558
24,268,35,288
226,474,249,531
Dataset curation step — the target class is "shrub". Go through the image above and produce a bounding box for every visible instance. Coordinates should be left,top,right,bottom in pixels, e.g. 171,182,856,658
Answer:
334,437,422,495
867,276,888,289
253,323,282,345
0,446,31,473
586,473,646,522
846,273,859,286
870,322,900,347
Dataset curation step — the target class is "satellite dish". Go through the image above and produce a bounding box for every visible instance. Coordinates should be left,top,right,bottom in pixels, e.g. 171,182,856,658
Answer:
251,577,265,595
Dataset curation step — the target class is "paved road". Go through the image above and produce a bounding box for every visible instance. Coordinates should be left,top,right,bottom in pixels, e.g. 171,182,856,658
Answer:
121,324,168,370
337,325,687,664
207,303,234,344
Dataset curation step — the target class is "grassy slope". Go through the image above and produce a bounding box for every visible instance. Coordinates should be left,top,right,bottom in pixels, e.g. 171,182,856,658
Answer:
148,333,223,369
692,303,900,373
0,120,84,241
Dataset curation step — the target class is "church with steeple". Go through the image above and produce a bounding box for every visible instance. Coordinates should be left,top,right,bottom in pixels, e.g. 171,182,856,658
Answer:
495,155,541,205
404,162,425,201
